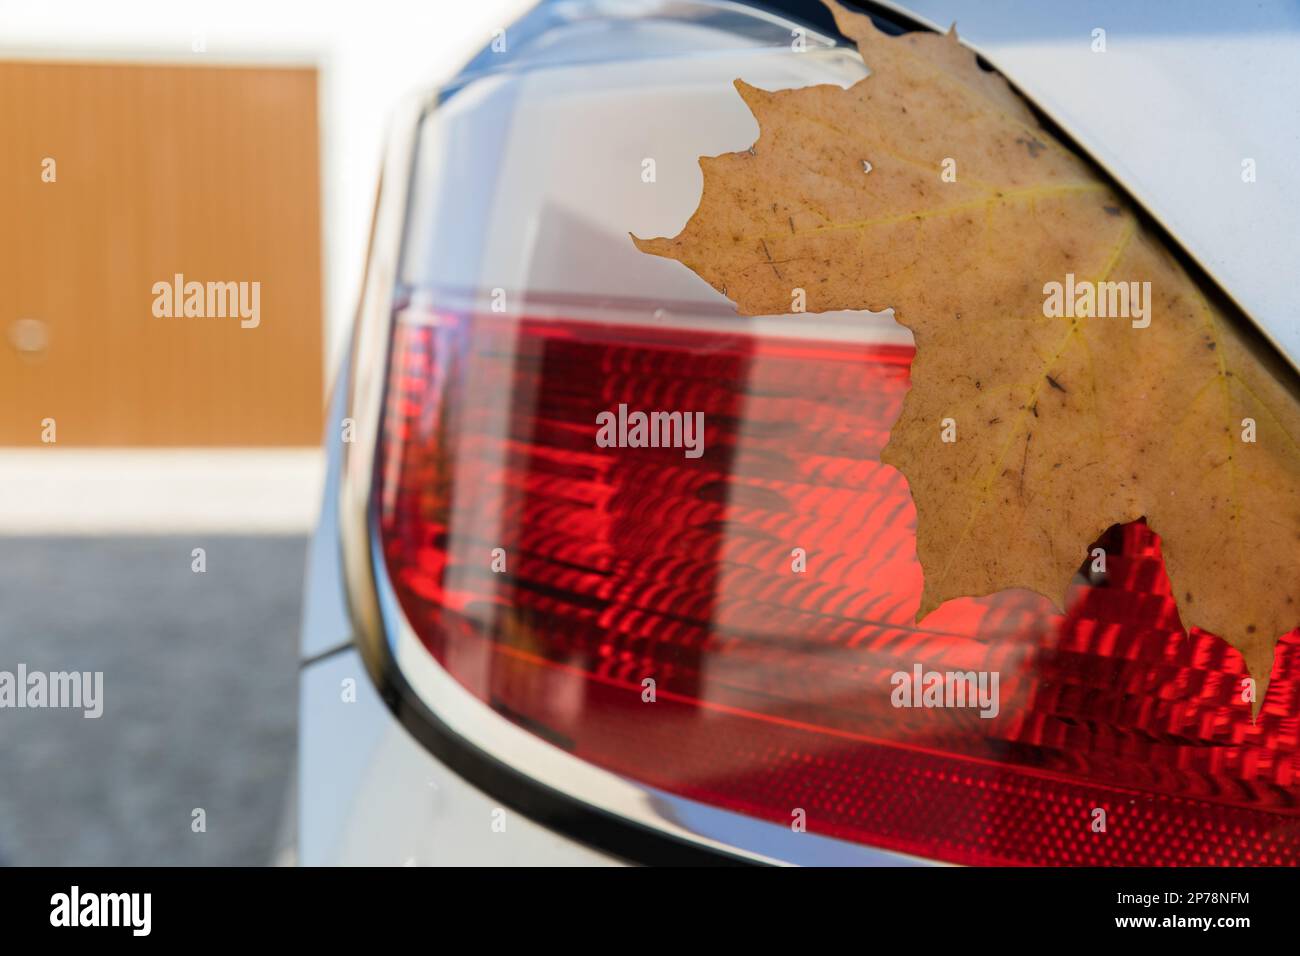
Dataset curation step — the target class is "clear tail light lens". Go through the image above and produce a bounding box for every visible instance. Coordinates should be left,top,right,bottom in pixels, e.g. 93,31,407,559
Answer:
377,301,1300,866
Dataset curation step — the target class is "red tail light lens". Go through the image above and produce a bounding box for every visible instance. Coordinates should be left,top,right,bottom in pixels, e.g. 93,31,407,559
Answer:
377,303,1300,866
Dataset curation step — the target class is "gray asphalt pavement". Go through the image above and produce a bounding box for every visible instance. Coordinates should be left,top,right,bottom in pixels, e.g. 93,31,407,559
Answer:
0,536,304,865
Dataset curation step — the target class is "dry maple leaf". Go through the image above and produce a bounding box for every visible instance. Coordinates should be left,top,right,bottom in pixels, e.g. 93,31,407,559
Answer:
633,0,1300,711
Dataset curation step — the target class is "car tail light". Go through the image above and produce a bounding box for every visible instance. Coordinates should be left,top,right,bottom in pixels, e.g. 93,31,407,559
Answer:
376,301,1300,866
346,0,1300,866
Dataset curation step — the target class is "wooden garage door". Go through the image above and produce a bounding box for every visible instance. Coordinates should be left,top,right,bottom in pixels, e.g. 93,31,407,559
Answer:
0,60,322,446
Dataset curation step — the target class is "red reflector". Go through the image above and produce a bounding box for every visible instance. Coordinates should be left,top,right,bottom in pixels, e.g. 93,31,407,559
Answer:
378,306,1300,866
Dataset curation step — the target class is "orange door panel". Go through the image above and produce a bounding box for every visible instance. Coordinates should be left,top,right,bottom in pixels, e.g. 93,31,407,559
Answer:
0,60,323,446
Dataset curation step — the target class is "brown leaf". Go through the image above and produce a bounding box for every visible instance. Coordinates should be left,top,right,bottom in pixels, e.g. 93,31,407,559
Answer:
633,0,1300,713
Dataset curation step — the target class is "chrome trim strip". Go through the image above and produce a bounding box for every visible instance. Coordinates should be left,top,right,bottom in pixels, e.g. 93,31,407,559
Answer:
339,88,427,683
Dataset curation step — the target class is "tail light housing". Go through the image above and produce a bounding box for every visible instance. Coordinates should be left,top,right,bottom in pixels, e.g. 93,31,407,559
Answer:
345,0,1300,865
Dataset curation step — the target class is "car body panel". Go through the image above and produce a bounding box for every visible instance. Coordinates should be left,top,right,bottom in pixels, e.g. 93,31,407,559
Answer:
300,648,619,865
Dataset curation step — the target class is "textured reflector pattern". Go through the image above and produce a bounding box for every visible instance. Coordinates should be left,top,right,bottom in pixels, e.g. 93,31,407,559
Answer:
378,306,1300,866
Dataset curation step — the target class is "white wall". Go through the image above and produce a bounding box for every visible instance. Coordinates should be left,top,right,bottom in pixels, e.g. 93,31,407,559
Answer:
0,0,537,383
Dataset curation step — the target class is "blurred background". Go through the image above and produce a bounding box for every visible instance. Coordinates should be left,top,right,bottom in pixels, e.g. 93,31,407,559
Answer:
0,0,531,865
